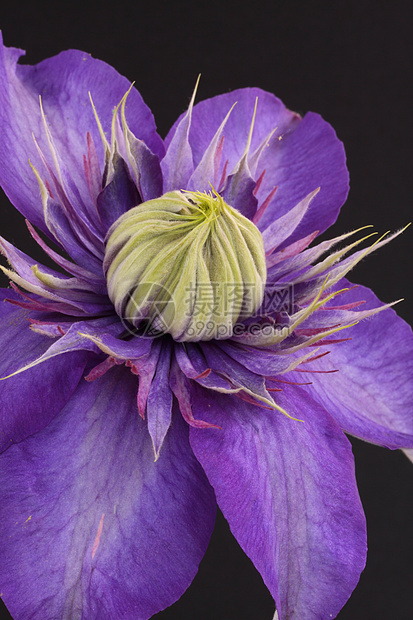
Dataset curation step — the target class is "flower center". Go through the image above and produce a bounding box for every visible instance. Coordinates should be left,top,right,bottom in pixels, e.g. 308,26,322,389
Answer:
103,190,267,341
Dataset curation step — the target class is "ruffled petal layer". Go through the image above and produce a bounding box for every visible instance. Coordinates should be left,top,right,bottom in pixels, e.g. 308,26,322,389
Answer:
166,87,299,173
0,35,164,234
165,88,348,239
189,384,366,620
0,366,216,619
0,289,89,452
295,281,413,448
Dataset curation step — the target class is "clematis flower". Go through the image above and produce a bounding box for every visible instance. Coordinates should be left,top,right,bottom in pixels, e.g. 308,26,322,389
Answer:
0,33,412,620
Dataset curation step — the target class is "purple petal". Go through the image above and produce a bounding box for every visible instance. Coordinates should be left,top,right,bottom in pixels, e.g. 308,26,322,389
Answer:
0,235,111,315
26,220,107,293
96,152,139,231
166,87,299,176
261,188,320,252
217,341,292,375
221,165,258,219
43,195,105,274
161,85,196,191
187,105,233,192
0,289,89,452
0,36,163,233
122,124,163,201
32,128,106,253
256,111,349,241
135,340,162,418
77,327,153,360
147,339,173,458
267,228,363,281
295,280,413,449
189,384,366,619
166,88,347,239
169,358,221,430
175,342,239,392
0,366,216,619
5,317,125,379
201,341,272,402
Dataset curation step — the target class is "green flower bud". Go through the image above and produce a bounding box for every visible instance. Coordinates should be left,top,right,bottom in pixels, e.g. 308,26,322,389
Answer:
104,190,267,341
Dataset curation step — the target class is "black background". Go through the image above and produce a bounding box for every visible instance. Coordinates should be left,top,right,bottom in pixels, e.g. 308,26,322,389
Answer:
0,1,412,618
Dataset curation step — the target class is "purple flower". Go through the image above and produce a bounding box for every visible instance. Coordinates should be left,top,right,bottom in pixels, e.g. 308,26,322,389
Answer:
0,34,412,620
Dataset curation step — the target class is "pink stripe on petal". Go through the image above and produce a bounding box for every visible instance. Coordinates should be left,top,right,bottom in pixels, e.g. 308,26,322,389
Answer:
254,186,277,226
91,513,105,559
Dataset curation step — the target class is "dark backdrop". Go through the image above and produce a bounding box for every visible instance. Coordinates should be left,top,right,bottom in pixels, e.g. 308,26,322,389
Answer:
0,1,412,618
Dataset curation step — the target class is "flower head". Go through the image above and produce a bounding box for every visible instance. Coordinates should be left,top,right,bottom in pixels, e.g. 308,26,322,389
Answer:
0,34,412,620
